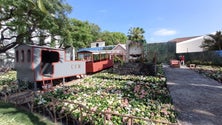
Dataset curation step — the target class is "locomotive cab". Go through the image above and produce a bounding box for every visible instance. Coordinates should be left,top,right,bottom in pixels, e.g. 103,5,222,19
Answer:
41,50,59,78
15,44,86,90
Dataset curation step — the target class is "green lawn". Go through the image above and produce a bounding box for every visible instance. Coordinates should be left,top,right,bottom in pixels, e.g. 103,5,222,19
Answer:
0,101,56,125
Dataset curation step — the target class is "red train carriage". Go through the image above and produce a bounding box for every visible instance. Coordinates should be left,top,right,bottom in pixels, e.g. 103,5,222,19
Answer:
77,50,114,73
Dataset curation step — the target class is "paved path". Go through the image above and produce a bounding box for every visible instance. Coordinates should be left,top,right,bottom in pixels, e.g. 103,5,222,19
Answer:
164,65,222,125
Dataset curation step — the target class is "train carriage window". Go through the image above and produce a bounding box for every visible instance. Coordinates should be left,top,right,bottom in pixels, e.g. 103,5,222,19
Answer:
84,53,92,61
101,54,107,60
16,50,19,62
78,53,92,61
21,50,24,62
27,49,31,62
93,54,100,62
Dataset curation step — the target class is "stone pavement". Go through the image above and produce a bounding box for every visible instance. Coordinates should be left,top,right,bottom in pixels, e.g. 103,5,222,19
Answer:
164,65,222,125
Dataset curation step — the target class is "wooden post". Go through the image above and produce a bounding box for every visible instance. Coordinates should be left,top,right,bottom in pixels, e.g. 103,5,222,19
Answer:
34,82,37,92
63,77,65,87
53,99,57,123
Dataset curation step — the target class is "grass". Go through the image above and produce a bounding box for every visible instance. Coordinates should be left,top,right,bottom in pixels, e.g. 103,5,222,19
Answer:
0,101,57,125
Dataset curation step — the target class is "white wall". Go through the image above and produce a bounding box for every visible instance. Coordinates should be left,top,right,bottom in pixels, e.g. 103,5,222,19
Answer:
91,42,105,47
176,36,205,53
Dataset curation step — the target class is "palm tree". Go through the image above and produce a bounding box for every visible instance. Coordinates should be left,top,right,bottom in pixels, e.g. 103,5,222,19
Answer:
202,31,222,50
127,27,146,43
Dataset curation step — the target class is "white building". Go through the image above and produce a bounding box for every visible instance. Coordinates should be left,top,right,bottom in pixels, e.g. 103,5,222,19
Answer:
90,41,105,48
176,36,205,53
169,32,216,54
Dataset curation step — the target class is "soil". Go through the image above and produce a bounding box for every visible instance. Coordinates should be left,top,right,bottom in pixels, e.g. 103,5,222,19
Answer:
164,65,222,125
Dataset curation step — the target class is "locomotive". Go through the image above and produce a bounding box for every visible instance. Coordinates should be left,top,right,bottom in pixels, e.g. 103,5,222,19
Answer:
14,44,114,90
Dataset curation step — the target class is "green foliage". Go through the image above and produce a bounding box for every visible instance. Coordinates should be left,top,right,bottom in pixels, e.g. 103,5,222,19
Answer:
0,0,72,52
194,65,222,83
67,19,127,49
0,0,128,51
145,42,176,64
201,31,222,50
113,55,124,65
67,18,100,48
180,50,222,66
127,27,146,43
36,70,177,124
99,31,127,45
37,0,47,14
0,71,16,86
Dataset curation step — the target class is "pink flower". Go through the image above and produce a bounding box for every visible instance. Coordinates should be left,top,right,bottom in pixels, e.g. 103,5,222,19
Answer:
105,108,112,120
134,85,141,93
91,106,97,112
141,89,147,96
121,98,129,107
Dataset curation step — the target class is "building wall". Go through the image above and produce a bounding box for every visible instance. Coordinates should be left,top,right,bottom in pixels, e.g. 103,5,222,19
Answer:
176,36,204,53
91,42,105,48
112,44,126,61
113,45,126,54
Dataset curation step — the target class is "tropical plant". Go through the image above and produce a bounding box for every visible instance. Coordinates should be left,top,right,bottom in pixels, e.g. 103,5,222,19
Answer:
201,31,222,50
127,27,146,43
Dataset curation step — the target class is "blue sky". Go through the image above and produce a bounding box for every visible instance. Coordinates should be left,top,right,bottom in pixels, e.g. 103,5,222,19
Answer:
66,0,222,43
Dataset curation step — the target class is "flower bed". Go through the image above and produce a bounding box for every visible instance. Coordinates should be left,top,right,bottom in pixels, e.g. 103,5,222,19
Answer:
37,70,177,124
0,71,17,91
0,71,16,86
193,65,222,83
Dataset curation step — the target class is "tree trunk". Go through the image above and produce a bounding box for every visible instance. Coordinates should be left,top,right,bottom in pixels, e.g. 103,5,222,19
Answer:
0,42,18,53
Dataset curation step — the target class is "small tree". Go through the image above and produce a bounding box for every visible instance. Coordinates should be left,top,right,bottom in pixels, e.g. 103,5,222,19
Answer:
127,27,146,43
201,31,222,50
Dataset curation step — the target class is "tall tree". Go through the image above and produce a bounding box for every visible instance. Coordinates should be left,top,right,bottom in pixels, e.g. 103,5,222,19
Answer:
89,23,101,42
99,31,127,45
201,31,222,50
0,0,71,53
68,18,100,48
127,27,146,43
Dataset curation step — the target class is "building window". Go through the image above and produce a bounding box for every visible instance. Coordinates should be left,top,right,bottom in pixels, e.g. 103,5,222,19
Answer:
21,50,24,62
27,49,31,62
96,43,99,47
16,50,19,62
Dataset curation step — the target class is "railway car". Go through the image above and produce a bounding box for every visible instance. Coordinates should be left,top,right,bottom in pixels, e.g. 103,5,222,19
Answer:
14,44,86,90
77,50,114,73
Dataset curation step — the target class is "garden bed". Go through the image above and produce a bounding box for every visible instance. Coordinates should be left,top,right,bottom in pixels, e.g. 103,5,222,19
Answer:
36,67,177,124
0,66,177,124
192,65,222,83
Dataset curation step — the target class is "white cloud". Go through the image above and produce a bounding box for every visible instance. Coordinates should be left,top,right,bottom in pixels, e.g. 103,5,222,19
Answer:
98,9,107,13
154,29,177,36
